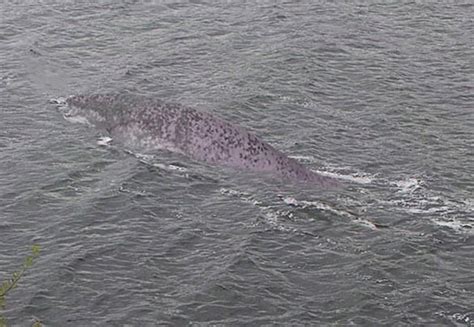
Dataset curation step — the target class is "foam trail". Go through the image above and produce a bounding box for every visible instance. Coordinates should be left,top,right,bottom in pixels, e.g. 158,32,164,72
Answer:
281,196,382,230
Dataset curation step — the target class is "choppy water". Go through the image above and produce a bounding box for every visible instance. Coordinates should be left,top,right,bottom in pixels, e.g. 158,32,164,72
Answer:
1,1,473,326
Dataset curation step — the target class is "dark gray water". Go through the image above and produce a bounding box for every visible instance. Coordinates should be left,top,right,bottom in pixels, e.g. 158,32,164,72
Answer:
1,1,473,326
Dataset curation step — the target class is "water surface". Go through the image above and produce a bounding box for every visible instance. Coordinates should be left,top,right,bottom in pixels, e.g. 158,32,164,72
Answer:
0,1,473,326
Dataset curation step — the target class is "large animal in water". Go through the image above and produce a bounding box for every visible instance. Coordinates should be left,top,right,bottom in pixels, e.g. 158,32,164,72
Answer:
60,94,338,187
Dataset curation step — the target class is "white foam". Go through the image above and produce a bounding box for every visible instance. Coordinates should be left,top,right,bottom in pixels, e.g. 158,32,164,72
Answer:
63,114,90,125
354,219,378,230
288,156,376,184
392,177,423,193
125,151,188,173
281,196,377,230
49,97,67,105
451,312,472,325
314,169,374,184
432,218,473,233
222,161,471,233
97,136,113,146
289,155,317,163
282,197,350,217
404,206,451,214
219,188,261,205
463,198,474,213
219,188,297,230
259,209,297,232
132,152,155,162
152,163,188,172
278,95,294,102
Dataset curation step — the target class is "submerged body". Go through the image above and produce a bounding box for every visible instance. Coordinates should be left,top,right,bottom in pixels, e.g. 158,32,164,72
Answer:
65,94,338,187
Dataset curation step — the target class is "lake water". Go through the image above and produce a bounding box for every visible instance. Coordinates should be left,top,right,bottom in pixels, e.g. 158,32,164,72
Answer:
1,1,473,326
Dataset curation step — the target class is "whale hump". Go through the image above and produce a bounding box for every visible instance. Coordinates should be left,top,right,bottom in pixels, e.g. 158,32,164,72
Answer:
63,93,340,187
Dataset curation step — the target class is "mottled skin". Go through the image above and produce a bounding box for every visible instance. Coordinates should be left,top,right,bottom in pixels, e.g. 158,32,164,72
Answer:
65,94,338,186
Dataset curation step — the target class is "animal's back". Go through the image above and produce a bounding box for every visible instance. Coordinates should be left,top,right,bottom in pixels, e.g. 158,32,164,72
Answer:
65,94,339,187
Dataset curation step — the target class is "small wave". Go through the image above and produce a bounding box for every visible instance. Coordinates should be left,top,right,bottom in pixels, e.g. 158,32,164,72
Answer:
277,95,325,111
289,156,376,185
315,169,374,184
49,97,67,106
129,152,154,162
219,186,379,231
288,155,317,163
391,177,423,194
432,218,473,233
281,196,378,230
282,196,343,214
219,188,262,206
97,136,113,146
381,178,474,233
130,152,188,173
219,187,297,232
152,163,188,172
257,208,299,233
63,114,90,125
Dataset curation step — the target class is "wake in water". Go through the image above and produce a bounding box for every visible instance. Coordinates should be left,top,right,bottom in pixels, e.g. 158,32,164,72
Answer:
289,155,473,233
219,157,472,234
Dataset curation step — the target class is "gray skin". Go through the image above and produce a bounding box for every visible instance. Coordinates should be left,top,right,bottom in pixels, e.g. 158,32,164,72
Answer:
65,94,339,187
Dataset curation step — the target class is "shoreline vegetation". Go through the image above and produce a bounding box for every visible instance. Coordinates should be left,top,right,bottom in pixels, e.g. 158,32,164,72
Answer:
0,245,41,327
